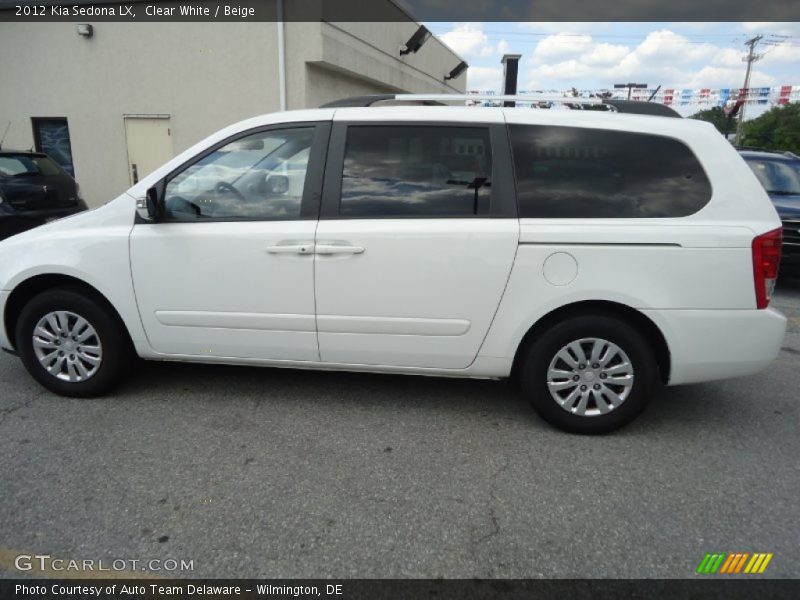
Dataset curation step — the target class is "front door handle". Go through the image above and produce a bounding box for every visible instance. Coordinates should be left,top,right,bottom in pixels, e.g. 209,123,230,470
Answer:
315,243,365,255
266,241,314,255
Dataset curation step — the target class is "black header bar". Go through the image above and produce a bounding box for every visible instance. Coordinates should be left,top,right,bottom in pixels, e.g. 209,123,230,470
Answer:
1,0,799,22
2,579,800,600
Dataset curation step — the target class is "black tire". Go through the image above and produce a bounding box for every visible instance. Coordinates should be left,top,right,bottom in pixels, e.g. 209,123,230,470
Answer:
519,315,657,434
15,286,132,397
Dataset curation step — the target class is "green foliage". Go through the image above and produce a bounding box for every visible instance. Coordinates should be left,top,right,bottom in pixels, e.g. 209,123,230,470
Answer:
689,107,734,135
689,103,800,154
741,103,800,154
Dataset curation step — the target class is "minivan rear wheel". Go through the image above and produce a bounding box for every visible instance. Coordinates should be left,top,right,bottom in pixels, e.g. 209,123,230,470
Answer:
519,315,657,434
16,287,132,397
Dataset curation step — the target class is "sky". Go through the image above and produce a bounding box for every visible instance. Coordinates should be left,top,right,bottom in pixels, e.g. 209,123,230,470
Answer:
426,22,800,95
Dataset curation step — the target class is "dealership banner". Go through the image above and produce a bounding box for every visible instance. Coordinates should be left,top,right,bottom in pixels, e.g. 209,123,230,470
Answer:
2,0,800,22
2,579,800,599
466,86,800,110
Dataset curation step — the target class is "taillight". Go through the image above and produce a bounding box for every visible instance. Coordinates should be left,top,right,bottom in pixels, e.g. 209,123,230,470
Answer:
752,227,782,309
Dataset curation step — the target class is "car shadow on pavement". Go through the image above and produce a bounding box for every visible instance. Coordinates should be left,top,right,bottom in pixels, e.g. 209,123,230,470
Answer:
104,359,752,437
121,359,528,416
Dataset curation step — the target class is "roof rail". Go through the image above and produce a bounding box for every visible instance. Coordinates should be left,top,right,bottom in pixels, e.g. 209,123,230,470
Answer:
319,94,682,118
321,94,446,108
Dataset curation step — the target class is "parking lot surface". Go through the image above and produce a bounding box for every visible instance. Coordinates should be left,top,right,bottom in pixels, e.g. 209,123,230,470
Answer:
1,278,799,579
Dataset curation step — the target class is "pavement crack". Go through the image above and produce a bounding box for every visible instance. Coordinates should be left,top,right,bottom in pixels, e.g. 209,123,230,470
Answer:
470,455,510,575
0,396,35,428
474,506,501,548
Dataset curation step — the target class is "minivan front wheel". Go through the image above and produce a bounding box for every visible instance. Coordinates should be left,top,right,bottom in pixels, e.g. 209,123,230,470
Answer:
16,287,131,397
520,315,657,434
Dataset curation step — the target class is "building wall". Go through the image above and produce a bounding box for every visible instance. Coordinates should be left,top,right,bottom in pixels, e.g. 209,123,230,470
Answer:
1,22,278,206
0,15,465,207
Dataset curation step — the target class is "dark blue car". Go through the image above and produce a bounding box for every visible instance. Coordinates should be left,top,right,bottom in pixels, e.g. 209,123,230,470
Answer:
740,149,800,273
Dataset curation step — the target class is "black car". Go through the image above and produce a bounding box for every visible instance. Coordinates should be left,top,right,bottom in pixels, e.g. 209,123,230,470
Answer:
0,150,88,240
740,149,800,273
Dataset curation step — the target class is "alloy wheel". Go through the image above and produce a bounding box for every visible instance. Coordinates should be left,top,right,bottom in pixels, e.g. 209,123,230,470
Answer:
546,337,634,417
32,310,103,382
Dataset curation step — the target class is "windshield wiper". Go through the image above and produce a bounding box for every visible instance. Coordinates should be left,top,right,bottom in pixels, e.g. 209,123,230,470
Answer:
767,190,800,196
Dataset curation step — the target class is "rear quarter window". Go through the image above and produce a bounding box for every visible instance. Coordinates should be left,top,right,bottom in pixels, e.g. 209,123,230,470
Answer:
509,124,712,218
0,155,63,177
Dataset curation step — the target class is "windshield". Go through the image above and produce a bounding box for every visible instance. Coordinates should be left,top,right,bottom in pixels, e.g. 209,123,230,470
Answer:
0,154,63,177
745,157,800,195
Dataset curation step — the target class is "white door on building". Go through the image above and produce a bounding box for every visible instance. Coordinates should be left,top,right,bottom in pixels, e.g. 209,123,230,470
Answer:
124,116,173,185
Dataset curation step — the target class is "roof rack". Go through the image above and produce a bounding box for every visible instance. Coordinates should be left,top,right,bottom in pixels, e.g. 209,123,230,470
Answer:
320,94,682,118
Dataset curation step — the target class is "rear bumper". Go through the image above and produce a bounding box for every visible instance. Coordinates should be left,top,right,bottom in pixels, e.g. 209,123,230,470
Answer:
642,307,787,386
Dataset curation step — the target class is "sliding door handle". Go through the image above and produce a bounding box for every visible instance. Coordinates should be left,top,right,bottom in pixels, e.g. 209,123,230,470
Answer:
315,243,365,255
266,241,314,255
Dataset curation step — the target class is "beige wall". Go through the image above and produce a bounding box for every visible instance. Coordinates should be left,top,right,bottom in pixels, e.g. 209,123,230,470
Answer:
0,22,278,206
0,16,465,207
299,22,465,109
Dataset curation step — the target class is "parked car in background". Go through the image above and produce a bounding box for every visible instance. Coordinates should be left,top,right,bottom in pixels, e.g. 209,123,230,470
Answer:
740,149,800,273
0,150,87,241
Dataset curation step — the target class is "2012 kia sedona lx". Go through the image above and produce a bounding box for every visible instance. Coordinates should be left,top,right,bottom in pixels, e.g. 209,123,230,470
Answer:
0,95,787,433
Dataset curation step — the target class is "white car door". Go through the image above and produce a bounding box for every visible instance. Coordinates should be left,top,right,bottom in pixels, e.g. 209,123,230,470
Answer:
314,118,519,369
129,122,330,361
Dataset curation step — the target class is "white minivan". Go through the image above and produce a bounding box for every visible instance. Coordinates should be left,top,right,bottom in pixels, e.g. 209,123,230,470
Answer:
0,95,787,433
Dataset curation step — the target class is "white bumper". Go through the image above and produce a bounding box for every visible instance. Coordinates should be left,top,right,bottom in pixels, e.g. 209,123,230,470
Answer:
0,290,11,350
643,307,787,386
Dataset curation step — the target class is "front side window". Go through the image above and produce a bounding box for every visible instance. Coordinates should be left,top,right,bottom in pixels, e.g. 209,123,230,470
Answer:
339,126,492,217
164,127,314,220
510,125,712,218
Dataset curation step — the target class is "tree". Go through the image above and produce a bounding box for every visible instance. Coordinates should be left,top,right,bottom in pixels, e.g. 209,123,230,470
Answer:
689,107,735,136
741,103,800,154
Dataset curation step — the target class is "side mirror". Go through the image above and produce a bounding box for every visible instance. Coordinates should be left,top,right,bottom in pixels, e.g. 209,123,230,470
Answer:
145,185,164,221
265,174,289,195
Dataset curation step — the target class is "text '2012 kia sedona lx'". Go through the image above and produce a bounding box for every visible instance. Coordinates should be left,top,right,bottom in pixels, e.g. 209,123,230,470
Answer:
0,95,787,433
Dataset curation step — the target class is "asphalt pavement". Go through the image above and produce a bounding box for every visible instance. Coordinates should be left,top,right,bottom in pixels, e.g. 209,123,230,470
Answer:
1,278,799,579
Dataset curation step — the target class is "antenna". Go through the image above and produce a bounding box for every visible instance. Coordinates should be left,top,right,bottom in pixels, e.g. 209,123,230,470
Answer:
0,122,10,150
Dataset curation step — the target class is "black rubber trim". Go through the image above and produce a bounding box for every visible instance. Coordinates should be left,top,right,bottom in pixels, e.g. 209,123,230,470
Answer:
519,242,682,247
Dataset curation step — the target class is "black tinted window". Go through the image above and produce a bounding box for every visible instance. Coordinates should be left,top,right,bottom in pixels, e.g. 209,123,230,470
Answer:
0,155,62,177
744,157,800,195
510,125,712,218
340,126,492,217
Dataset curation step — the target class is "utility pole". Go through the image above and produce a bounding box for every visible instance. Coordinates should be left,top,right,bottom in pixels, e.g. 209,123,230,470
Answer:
735,35,763,146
